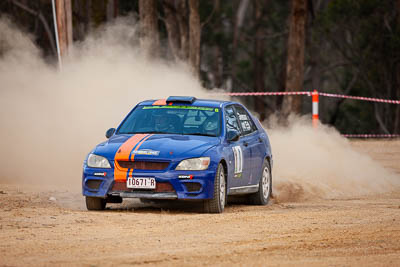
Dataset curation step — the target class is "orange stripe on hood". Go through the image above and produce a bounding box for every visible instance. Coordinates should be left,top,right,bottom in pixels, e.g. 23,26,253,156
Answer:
127,134,153,178
114,134,147,182
131,134,153,161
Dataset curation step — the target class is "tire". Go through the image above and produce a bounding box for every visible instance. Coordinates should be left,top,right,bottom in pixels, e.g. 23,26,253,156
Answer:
204,163,226,213
250,160,272,205
86,196,106,211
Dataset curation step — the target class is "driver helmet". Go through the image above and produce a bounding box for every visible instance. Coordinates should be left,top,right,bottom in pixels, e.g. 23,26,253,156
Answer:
154,114,170,131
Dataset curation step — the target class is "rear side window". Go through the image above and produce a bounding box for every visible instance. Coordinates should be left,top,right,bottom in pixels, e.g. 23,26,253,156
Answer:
234,105,257,135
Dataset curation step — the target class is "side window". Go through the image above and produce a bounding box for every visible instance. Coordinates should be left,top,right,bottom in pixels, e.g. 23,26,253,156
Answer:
234,105,257,135
224,106,240,133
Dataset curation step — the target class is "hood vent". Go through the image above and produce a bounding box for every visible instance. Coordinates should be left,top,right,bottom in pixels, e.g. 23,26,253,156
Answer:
166,96,196,104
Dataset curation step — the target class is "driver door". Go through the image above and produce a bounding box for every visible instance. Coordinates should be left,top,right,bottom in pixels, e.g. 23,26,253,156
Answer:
225,105,252,188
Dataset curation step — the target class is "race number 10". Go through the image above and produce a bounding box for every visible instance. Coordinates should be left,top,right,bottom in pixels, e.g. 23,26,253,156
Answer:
232,146,243,174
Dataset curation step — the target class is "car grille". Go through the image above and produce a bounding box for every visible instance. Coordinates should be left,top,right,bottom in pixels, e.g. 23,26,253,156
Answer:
111,181,175,193
117,161,169,170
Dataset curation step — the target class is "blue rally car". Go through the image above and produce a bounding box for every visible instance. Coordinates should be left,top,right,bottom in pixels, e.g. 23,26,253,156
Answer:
82,96,273,213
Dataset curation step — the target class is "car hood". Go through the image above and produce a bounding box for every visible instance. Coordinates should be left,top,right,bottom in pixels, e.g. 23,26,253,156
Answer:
93,134,220,161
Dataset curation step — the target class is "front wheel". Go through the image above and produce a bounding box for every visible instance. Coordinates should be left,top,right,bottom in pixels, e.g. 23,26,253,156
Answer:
204,163,226,213
250,160,272,205
85,196,106,210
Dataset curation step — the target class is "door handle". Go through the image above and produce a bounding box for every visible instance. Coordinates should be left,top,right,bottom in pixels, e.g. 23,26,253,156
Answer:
243,141,248,147
258,137,263,143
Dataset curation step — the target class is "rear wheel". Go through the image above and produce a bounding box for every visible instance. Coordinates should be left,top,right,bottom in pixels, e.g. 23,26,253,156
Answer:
250,160,272,205
204,163,226,213
85,196,106,210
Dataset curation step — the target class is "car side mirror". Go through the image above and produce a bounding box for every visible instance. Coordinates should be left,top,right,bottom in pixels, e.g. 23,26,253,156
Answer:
105,128,116,139
227,130,240,142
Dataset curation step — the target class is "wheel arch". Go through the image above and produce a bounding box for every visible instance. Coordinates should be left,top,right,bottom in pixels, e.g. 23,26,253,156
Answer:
219,158,228,184
264,155,273,198
265,154,273,170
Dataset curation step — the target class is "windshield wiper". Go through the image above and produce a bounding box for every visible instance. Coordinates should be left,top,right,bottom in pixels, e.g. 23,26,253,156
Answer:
186,133,216,137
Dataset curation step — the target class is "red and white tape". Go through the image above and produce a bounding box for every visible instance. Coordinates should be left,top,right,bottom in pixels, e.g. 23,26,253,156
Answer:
213,90,400,137
214,91,400,104
318,92,400,104
342,134,400,138
216,91,311,96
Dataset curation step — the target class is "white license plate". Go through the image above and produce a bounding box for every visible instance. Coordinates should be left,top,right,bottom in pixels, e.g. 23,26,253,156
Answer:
127,177,156,189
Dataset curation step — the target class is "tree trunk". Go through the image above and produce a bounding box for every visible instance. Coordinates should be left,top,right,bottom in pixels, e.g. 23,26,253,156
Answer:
254,0,267,121
177,0,189,60
106,0,114,21
231,0,250,92
106,0,118,21
188,0,201,77
139,0,160,57
282,0,308,115
55,0,72,57
65,0,73,46
233,0,250,48
72,0,84,40
213,45,223,88
162,0,181,60
55,0,67,57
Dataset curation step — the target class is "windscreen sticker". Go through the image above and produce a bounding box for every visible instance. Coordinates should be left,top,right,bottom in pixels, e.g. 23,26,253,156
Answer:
232,146,243,175
143,106,216,112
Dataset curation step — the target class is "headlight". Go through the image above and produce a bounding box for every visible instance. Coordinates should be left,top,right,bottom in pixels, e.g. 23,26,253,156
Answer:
176,157,210,170
87,154,111,168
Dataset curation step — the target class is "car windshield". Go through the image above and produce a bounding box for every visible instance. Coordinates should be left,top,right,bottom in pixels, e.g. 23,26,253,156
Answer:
117,105,221,137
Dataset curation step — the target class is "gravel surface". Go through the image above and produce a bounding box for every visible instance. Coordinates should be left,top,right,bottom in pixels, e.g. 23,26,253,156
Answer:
1,140,399,266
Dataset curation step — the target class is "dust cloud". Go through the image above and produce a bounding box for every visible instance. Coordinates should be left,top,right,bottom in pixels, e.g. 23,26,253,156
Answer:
0,17,208,192
0,17,398,202
267,116,400,202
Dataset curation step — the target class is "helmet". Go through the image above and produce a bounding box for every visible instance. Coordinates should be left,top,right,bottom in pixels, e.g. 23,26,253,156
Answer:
154,114,170,131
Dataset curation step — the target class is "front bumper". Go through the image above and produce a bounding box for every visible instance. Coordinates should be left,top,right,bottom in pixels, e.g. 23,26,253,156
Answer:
82,167,217,200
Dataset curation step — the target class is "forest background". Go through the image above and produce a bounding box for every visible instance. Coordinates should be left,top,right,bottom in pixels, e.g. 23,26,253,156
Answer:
1,0,400,135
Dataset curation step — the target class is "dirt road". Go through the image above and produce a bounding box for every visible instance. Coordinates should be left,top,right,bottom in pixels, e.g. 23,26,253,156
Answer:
1,140,400,266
